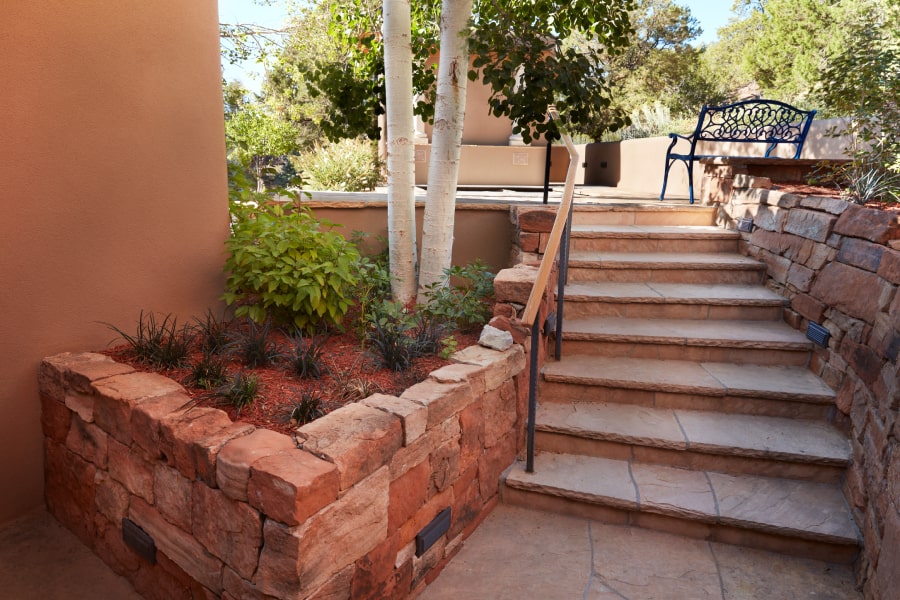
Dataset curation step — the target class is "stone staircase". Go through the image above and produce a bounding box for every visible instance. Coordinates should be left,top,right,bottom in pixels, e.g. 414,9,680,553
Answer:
502,204,861,563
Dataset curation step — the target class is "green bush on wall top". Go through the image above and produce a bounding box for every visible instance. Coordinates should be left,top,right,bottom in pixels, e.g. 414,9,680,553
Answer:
223,197,359,330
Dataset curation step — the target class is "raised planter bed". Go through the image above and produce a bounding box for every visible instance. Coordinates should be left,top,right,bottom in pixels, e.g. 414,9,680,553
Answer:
40,343,526,599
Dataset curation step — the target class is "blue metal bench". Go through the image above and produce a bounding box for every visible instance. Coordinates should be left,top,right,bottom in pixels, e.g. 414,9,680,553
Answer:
659,99,816,204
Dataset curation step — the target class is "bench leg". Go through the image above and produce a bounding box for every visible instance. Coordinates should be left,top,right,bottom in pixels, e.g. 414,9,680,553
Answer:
659,158,673,201
687,159,695,204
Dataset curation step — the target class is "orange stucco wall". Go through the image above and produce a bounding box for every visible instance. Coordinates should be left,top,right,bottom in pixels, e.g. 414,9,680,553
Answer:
0,1,229,523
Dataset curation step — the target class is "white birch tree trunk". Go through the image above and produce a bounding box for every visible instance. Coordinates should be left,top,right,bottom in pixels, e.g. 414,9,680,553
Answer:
417,0,473,302
383,0,417,304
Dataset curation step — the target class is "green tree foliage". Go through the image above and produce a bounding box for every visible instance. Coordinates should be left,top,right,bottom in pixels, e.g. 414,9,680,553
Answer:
225,105,300,191
296,0,635,143
569,0,727,139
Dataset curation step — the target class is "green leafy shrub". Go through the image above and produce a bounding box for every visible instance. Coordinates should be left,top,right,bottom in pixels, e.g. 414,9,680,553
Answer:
421,260,495,331
293,138,384,192
223,197,360,330
349,246,393,336
103,311,191,369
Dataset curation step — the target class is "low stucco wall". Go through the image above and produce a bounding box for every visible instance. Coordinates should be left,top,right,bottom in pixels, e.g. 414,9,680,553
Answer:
585,118,852,197
716,186,899,599
41,345,526,599
414,145,570,187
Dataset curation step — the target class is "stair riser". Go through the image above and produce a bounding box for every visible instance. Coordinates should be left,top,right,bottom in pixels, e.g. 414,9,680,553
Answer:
571,238,738,253
500,486,858,564
563,301,785,321
537,382,833,420
534,431,845,483
571,211,715,227
567,267,765,285
557,339,810,366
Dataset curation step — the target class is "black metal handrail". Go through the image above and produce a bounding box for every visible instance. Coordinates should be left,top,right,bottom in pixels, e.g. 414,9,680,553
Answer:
521,107,579,473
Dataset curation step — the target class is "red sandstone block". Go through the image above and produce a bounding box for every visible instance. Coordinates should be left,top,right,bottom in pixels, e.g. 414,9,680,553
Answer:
192,483,262,580
518,208,556,233
449,463,481,540
834,203,900,244
131,392,193,459
297,403,402,491
93,372,185,445
398,487,453,547
160,407,234,481
351,533,408,599
810,262,883,324
129,498,224,595
493,264,539,305
217,429,296,501
388,459,431,531
519,231,540,252
95,472,130,524
390,416,460,480
41,393,72,443
429,362,487,395
66,416,109,469
109,438,154,503
838,237,885,272
478,431,516,501
458,400,484,471
878,248,900,284
41,353,135,399
247,448,340,526
44,439,97,547
362,393,428,446
791,293,826,323
92,512,142,575
428,438,460,498
193,422,256,488
452,344,526,391
400,379,473,429
255,467,389,598
483,379,517,449
154,464,192,531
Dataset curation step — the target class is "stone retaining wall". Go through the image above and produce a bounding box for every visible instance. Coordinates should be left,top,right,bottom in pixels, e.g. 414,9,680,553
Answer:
716,185,900,599
40,343,526,599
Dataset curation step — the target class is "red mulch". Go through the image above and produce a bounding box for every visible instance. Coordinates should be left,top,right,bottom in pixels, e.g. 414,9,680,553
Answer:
102,326,479,435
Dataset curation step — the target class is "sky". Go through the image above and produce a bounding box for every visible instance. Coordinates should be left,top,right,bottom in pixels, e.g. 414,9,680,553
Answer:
218,0,735,93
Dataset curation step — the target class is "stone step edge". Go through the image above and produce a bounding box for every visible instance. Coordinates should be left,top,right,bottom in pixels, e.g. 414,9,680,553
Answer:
541,362,835,404
558,330,811,352
534,410,848,467
562,292,789,307
502,459,859,546
568,258,765,271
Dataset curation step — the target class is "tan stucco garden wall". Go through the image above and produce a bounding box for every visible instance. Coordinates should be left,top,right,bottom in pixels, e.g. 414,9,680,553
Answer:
0,1,228,523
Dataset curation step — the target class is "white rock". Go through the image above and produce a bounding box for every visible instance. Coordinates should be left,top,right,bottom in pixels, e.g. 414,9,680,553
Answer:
478,325,514,351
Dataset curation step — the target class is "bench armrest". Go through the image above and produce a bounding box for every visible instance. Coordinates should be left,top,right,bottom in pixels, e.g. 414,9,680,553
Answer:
665,132,693,156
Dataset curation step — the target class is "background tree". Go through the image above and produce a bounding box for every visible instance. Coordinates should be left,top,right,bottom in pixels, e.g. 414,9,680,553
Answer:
225,105,300,191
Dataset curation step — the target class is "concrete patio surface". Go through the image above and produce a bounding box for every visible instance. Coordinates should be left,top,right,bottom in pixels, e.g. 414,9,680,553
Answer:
0,509,141,599
0,503,862,599
419,504,862,600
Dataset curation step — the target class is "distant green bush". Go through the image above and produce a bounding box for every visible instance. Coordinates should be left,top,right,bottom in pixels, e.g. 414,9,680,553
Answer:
293,138,384,192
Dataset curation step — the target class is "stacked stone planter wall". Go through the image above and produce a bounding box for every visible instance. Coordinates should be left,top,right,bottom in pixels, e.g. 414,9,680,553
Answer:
40,343,526,599
716,184,900,599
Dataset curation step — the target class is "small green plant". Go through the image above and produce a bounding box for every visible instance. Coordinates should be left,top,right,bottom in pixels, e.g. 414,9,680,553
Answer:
293,138,384,192
187,352,229,390
421,260,495,331
290,330,327,379
192,309,231,355
840,166,900,205
103,311,191,368
213,371,259,417
289,390,327,426
349,247,393,337
223,196,360,329
228,319,284,368
439,335,458,360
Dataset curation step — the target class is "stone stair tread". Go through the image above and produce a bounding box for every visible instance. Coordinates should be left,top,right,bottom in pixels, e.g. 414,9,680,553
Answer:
568,251,763,270
563,282,790,305
543,356,836,402
505,453,860,545
536,402,850,464
570,225,739,239
561,317,812,350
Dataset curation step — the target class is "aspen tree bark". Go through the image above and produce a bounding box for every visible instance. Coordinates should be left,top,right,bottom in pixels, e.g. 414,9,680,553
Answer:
417,0,473,302
383,0,417,303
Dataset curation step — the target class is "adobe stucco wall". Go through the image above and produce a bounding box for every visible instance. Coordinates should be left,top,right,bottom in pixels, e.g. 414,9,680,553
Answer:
716,185,900,599
0,1,228,523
